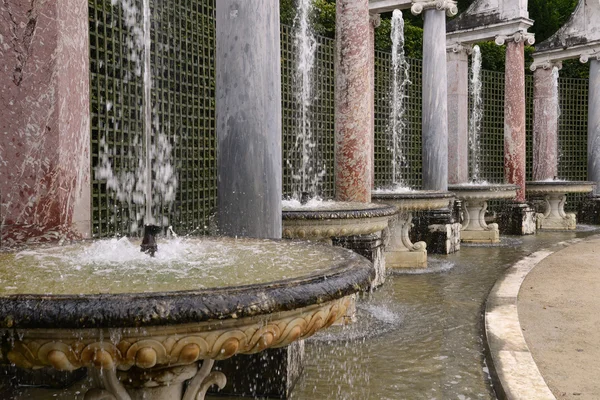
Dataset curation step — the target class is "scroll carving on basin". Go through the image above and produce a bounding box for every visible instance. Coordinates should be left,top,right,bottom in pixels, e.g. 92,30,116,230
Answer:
0,237,373,399
448,184,518,243
372,190,454,268
526,180,595,230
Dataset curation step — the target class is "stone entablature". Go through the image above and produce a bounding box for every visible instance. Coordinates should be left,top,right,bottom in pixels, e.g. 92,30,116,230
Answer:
445,0,533,49
531,0,600,71
369,0,457,16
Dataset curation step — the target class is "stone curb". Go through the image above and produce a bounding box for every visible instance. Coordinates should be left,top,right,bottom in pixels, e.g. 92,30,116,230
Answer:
483,237,592,400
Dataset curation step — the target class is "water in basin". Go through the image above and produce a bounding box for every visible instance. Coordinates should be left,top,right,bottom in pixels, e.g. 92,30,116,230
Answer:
0,237,346,295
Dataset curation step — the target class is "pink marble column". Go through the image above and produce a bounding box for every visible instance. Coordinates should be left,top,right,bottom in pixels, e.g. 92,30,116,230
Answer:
504,40,526,202
369,14,380,190
0,0,91,246
447,48,469,184
335,0,371,203
532,67,559,181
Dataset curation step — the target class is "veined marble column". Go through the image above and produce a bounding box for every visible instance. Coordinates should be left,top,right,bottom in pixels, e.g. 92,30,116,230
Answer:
447,46,470,184
532,65,560,180
335,0,371,202
421,9,450,191
216,0,282,238
588,59,600,195
369,14,380,189
504,40,526,201
0,0,91,246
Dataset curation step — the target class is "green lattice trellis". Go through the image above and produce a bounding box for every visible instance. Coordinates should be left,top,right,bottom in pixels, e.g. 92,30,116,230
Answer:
374,52,423,189
89,4,591,235
89,0,217,237
281,24,336,199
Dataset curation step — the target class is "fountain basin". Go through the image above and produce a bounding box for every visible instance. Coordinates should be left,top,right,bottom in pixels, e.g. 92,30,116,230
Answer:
372,190,454,269
282,202,396,242
526,181,595,230
449,184,518,243
0,237,372,399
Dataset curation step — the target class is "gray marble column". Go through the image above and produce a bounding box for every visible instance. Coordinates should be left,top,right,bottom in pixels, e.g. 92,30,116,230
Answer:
588,59,600,195
335,0,371,202
533,67,559,181
216,0,282,238
422,9,449,191
446,48,469,184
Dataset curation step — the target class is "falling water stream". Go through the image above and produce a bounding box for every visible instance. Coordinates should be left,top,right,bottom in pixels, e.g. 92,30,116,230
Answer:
469,45,483,182
388,10,411,188
288,0,324,200
95,0,177,230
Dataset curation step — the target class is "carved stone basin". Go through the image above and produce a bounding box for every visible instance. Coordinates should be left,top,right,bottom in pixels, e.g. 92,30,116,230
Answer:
526,180,595,230
0,237,372,400
372,190,454,269
282,201,396,242
448,184,518,243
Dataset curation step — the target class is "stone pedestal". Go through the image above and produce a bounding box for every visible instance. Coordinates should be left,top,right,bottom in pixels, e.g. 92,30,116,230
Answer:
535,194,576,230
460,199,501,243
504,40,527,202
532,66,559,180
385,212,427,268
588,59,600,196
447,48,470,185
0,0,91,247
335,0,371,202
422,9,449,191
333,232,386,288
412,209,461,254
526,181,594,230
216,0,282,238
210,342,304,399
497,202,536,235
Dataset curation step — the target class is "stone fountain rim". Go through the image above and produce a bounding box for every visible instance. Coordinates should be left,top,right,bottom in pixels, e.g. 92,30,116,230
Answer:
371,190,455,200
526,180,596,189
282,202,397,220
448,183,519,191
0,241,373,330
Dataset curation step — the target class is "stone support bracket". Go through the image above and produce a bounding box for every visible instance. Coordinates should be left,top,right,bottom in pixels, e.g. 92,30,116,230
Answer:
536,194,577,230
460,200,500,243
384,212,427,268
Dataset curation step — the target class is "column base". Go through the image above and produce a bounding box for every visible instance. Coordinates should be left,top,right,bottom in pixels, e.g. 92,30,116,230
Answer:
497,202,536,235
211,342,304,399
333,232,385,288
460,228,500,243
412,208,461,254
385,248,427,269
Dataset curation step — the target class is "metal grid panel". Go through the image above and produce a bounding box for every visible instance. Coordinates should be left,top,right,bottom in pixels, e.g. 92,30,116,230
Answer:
525,74,534,182
281,24,336,199
374,52,423,189
475,69,505,183
89,0,216,237
558,77,589,211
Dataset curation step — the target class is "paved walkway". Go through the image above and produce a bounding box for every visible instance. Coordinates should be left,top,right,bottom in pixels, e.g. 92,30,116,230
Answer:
519,237,600,400
485,235,600,400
